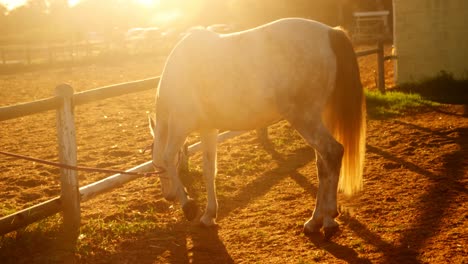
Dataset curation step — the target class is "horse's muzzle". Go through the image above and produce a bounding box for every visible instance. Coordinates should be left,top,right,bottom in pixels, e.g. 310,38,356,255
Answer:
160,180,177,201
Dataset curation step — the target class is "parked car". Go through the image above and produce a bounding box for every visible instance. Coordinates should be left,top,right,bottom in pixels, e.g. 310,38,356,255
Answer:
125,27,164,54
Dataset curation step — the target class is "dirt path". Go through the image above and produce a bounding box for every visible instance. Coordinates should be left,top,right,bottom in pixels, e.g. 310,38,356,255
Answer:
0,50,466,263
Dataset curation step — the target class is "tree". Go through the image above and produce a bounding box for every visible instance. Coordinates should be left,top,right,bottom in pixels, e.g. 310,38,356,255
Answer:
0,4,6,16
47,0,72,41
229,0,342,28
6,0,49,41
0,4,7,39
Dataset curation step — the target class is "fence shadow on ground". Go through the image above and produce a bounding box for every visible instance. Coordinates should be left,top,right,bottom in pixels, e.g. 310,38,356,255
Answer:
2,113,464,263
364,119,466,263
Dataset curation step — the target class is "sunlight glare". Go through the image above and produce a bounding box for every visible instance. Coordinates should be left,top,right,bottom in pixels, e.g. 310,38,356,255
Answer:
0,0,26,10
136,0,159,7
68,0,80,7
152,9,182,25
0,0,160,10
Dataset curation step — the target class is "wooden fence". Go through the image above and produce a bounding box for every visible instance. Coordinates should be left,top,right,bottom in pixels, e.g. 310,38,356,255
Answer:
355,40,395,93
0,42,394,241
0,77,160,240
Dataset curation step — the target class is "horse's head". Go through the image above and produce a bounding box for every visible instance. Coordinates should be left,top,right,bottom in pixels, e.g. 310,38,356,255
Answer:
148,115,178,201
149,115,199,221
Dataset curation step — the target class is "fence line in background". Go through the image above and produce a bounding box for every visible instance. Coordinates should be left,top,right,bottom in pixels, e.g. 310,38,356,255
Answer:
0,41,114,65
355,40,395,93
0,39,170,66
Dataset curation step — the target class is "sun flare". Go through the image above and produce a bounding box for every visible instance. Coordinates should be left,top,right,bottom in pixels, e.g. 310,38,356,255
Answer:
0,0,161,10
0,0,25,10
136,0,159,7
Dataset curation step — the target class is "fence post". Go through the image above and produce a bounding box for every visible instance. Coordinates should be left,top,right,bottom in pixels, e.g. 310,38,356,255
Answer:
1,48,5,65
55,84,80,242
256,128,269,145
25,45,31,65
86,40,91,57
377,40,385,93
48,43,53,64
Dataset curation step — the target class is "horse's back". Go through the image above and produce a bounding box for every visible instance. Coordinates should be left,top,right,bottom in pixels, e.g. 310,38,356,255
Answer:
158,18,337,130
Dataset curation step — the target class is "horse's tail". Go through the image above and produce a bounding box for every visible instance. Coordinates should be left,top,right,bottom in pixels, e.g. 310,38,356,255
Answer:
323,27,366,195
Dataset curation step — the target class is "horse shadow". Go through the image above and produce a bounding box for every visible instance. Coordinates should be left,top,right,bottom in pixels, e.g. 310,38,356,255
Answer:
262,136,374,263
212,134,372,263
91,137,316,263
186,225,234,264
10,119,463,263
306,233,372,264
94,118,465,263
253,118,467,263
53,219,232,264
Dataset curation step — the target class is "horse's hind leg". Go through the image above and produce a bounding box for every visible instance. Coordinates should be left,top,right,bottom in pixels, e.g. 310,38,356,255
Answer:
199,128,219,227
288,115,343,236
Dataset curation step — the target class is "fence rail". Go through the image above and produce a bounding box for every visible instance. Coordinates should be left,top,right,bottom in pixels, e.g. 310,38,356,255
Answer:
355,40,392,93
0,42,394,241
0,77,160,122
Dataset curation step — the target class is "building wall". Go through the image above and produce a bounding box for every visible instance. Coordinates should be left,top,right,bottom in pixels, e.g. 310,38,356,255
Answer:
393,0,468,83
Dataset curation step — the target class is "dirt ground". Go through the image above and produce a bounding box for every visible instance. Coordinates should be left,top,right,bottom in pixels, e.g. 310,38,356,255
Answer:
0,45,467,263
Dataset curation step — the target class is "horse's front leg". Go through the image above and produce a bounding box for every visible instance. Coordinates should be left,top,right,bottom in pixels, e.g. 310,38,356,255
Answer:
163,120,199,221
200,129,219,227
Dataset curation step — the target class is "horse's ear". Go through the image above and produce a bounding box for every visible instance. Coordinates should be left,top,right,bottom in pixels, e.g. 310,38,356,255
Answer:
148,114,156,138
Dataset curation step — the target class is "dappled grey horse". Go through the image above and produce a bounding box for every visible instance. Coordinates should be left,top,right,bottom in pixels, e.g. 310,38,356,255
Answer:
149,18,366,236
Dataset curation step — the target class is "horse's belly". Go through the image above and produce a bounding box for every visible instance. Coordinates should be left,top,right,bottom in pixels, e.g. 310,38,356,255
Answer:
200,98,280,130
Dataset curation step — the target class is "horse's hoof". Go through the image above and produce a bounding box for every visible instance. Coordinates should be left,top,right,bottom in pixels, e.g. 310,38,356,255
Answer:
323,225,340,240
303,226,321,237
199,220,218,229
182,200,199,221
200,215,217,228
303,222,322,237
303,218,323,236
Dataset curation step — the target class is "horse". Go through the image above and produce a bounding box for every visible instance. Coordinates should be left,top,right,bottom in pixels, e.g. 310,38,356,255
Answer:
149,18,366,236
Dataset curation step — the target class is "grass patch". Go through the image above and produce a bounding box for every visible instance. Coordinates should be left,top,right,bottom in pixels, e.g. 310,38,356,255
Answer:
0,215,64,263
396,71,468,105
365,90,438,119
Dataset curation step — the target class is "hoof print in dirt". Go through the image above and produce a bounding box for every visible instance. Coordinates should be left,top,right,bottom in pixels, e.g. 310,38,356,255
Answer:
182,199,199,221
